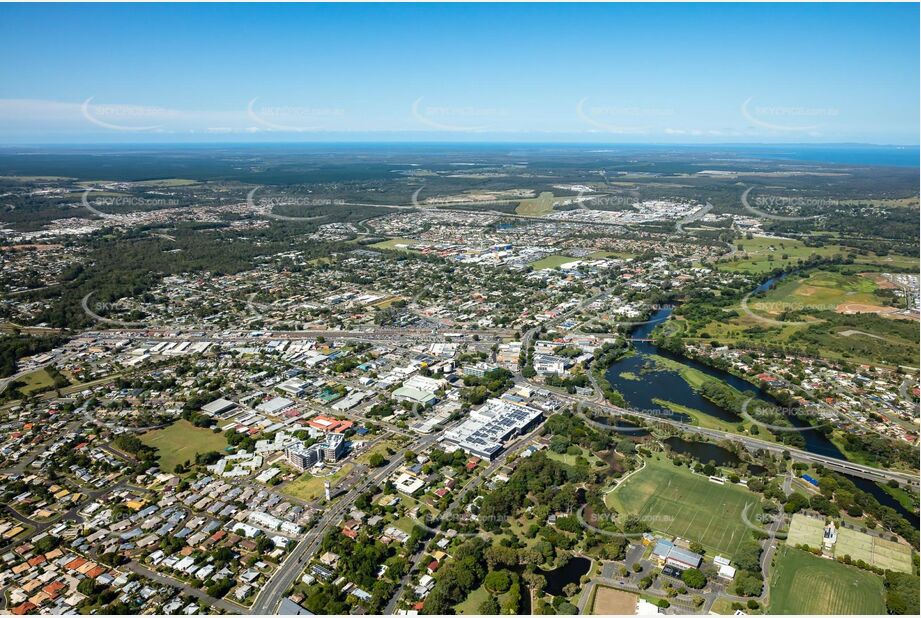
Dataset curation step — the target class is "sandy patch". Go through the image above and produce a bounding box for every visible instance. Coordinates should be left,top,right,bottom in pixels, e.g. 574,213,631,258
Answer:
593,587,638,615
835,303,895,315
794,285,819,297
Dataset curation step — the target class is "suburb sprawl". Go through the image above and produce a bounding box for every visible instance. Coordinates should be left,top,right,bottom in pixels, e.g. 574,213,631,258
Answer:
0,145,918,616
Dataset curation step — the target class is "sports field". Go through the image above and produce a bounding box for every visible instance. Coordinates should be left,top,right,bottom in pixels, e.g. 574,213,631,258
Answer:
768,546,886,615
786,513,824,548
139,420,228,472
605,455,760,559
369,237,421,251
530,254,578,270
834,527,913,573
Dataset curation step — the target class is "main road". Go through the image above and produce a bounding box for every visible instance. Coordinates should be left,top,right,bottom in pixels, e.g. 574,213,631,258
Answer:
250,431,445,614
555,387,919,487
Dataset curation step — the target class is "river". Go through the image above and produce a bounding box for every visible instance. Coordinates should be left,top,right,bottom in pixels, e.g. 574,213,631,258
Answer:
603,276,919,528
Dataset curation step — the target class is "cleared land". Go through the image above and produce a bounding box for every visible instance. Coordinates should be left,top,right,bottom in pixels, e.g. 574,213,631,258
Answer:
592,587,637,615
282,463,354,501
515,191,562,216
768,546,886,615
605,455,760,559
695,266,919,367
139,420,228,472
834,527,913,573
786,513,824,548
369,238,421,251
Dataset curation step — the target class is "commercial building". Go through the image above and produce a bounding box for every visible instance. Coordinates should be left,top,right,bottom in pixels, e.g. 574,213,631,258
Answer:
285,433,347,471
392,386,437,407
441,398,543,459
651,539,702,571
462,362,497,378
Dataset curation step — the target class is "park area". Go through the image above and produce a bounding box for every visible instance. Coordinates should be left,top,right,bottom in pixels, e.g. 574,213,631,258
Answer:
605,455,761,559
768,546,886,615
139,420,228,472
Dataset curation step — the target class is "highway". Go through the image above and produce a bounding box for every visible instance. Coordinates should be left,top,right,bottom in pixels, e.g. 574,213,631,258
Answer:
557,389,920,487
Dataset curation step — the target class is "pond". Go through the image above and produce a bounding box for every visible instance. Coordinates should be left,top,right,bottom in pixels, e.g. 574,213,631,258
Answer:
662,436,767,476
537,556,592,597
589,415,651,436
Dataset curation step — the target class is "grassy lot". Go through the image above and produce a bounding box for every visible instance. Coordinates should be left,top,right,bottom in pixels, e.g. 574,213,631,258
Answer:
530,254,578,270
768,546,886,615
605,455,761,559
281,463,354,502
455,583,491,614
369,238,421,251
455,580,522,614
355,440,397,465
693,266,919,367
139,420,228,472
720,237,850,275
546,445,605,468
587,250,635,260
15,368,57,395
516,191,562,215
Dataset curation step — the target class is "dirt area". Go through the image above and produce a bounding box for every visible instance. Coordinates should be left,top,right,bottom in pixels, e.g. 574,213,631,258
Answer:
861,272,897,289
593,587,637,614
835,303,896,315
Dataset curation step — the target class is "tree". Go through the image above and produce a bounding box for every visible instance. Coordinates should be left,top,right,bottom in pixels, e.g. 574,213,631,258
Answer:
368,452,386,467
484,570,512,593
479,597,501,614
681,568,706,589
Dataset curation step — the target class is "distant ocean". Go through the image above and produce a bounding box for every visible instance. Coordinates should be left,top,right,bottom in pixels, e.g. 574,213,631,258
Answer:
735,145,920,168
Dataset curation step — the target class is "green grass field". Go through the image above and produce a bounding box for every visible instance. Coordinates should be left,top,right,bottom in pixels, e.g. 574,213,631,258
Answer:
786,513,824,548
605,455,760,559
530,254,578,270
768,546,886,615
139,420,228,472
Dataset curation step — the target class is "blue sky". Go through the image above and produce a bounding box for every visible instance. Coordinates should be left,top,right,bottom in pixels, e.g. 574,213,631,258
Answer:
0,2,918,144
